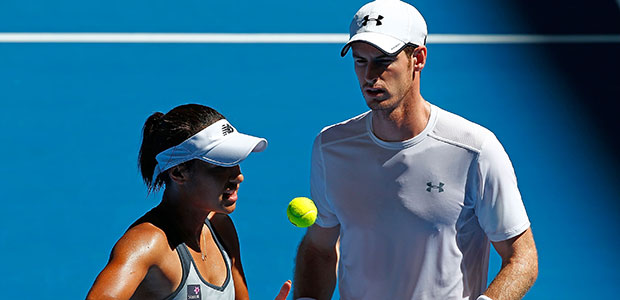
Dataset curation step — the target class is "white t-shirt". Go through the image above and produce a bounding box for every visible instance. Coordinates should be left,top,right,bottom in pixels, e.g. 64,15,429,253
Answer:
311,104,530,300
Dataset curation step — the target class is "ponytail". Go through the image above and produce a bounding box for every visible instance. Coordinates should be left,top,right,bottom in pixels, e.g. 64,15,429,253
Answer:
138,112,165,190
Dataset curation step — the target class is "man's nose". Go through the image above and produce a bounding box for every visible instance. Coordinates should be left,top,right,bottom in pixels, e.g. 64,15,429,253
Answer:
364,62,382,84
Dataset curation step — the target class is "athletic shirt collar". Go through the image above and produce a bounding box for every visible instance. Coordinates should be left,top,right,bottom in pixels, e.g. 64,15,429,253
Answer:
366,104,438,149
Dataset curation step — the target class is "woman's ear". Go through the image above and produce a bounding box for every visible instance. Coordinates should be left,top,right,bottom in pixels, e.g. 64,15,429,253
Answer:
168,165,189,185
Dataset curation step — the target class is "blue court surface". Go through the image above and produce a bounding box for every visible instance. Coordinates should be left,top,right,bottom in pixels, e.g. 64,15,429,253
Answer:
1,1,619,299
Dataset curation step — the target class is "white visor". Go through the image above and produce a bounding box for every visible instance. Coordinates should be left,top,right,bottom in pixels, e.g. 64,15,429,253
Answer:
153,119,267,181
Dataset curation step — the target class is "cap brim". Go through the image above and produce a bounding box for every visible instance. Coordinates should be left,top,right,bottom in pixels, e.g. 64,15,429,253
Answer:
341,32,406,57
199,132,267,167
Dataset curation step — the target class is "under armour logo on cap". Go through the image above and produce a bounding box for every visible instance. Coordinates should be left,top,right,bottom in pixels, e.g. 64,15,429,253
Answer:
362,14,384,26
221,123,234,136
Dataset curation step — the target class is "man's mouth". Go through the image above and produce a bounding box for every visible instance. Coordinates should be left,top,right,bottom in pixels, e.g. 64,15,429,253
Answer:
364,87,386,97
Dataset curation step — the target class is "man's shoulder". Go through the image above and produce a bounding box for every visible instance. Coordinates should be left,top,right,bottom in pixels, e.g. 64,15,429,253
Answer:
315,110,371,146
430,106,496,153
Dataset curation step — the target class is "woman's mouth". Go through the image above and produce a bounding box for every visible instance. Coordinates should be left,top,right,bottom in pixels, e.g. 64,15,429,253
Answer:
223,188,238,202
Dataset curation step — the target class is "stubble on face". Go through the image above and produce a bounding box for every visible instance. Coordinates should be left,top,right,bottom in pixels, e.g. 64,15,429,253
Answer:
352,43,416,115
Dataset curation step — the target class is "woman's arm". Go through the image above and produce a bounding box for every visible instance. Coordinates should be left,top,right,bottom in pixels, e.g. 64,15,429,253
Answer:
86,225,165,300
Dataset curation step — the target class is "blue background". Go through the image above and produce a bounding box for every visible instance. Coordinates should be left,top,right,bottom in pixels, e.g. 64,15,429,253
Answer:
1,0,619,299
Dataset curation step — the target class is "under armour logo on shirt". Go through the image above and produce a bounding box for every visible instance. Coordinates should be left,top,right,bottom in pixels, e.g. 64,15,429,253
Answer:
362,14,384,26
221,123,234,136
426,182,445,192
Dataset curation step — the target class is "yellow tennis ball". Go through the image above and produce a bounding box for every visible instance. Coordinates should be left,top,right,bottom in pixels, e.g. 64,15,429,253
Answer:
287,197,317,228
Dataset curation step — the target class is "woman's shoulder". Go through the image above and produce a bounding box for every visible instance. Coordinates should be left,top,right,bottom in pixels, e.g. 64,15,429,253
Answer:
86,215,182,299
109,207,179,265
112,220,172,264
125,220,170,246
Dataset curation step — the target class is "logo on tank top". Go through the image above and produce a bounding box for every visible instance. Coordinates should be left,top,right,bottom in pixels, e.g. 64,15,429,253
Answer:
187,285,201,300
426,181,445,192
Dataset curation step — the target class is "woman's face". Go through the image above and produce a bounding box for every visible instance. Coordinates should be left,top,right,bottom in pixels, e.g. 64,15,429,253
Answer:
183,161,244,214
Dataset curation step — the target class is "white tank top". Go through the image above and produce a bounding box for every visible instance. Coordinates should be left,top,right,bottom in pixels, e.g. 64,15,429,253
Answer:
165,218,235,300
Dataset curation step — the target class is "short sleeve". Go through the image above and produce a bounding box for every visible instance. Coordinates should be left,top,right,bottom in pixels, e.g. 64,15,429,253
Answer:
310,133,340,228
475,133,530,242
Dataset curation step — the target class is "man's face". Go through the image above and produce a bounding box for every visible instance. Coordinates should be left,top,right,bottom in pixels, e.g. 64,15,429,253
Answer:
351,42,415,112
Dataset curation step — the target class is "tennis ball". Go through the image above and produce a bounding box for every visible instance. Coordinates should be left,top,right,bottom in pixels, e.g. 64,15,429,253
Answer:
287,197,317,228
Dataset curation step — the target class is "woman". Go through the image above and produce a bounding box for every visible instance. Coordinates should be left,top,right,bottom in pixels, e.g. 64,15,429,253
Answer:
87,104,290,299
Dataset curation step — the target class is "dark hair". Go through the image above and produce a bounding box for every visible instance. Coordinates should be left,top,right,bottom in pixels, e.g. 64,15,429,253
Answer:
138,104,225,191
402,44,419,61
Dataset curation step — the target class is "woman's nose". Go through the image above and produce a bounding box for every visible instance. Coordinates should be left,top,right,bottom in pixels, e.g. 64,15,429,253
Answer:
229,165,243,183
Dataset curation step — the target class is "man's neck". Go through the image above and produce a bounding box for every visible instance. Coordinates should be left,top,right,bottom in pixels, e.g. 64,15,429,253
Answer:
371,95,431,142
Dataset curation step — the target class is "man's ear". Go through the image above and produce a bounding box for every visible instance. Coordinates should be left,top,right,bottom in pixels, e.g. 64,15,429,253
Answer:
412,45,427,72
168,165,189,184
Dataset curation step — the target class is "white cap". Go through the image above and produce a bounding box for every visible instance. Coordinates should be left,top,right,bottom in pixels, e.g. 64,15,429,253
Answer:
153,119,267,180
341,0,428,57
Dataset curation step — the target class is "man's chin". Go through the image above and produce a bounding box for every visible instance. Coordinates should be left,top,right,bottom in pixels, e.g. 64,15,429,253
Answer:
366,97,392,110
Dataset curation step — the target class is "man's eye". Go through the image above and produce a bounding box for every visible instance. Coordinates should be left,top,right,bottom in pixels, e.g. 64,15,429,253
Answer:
355,60,366,64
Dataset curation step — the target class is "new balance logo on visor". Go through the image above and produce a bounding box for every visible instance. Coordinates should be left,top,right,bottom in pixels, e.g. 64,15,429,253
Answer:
426,182,444,192
362,14,383,26
221,124,234,136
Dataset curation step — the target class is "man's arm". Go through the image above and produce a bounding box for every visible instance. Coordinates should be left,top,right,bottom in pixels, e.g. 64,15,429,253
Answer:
293,224,340,300
483,228,538,300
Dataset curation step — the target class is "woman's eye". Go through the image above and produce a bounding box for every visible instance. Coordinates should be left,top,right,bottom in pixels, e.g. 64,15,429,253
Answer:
206,165,226,173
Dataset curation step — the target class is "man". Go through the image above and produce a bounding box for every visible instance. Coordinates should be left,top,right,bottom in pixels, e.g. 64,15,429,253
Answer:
293,1,538,299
